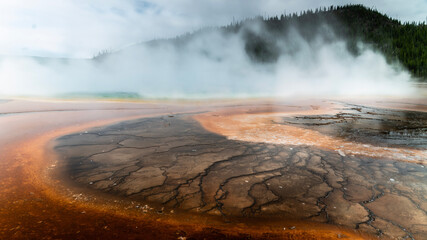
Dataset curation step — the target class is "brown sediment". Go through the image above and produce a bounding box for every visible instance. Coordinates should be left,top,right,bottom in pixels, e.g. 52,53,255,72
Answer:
0,100,375,239
193,103,427,164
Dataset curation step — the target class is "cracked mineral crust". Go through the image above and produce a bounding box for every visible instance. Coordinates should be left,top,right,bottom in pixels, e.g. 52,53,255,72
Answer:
55,108,427,240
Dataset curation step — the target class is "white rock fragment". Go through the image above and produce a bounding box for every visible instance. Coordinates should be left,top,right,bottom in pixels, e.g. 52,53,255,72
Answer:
337,150,346,157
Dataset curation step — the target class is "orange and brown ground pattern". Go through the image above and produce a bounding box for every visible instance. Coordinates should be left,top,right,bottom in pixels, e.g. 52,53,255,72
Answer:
1,98,426,239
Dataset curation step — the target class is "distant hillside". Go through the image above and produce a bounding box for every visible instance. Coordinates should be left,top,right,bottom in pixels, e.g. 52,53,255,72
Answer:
97,5,427,81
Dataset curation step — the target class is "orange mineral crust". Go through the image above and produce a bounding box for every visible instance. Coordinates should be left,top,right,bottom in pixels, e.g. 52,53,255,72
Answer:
0,99,374,239
194,102,427,164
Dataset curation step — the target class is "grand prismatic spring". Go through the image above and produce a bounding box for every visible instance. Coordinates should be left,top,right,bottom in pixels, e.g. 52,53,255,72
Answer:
1,2,427,240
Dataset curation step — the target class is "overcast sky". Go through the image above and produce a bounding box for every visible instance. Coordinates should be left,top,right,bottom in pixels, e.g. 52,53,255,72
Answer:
1,0,426,58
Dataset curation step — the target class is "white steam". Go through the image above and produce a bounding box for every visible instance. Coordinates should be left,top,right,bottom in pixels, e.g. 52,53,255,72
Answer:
0,23,414,99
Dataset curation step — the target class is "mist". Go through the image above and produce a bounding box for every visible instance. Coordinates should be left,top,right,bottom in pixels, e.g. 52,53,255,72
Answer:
0,20,415,99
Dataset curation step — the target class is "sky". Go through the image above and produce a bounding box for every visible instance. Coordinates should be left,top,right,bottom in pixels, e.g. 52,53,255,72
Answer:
0,0,426,58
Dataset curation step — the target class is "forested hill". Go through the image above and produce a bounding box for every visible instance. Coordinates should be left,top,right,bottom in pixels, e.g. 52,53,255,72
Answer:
99,5,427,81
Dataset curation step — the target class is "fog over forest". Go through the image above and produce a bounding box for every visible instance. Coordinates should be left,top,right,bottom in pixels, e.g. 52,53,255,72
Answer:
0,7,418,99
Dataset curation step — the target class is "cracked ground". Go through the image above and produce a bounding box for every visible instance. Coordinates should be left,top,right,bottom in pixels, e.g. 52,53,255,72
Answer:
55,106,427,240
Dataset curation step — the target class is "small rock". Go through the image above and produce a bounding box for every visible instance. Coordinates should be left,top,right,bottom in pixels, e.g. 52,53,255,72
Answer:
337,233,348,238
389,178,395,182
290,226,296,230
89,182,93,185
157,207,164,214
244,180,249,183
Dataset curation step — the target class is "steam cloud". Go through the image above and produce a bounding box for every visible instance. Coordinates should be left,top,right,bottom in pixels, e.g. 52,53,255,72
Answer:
0,21,415,99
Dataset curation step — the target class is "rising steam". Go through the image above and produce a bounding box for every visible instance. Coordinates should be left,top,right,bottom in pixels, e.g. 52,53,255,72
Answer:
0,20,415,99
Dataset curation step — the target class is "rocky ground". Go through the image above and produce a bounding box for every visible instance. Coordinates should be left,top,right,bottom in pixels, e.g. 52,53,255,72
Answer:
56,108,427,239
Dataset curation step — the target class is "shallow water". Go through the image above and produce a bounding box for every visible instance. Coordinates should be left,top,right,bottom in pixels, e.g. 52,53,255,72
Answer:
56,111,427,239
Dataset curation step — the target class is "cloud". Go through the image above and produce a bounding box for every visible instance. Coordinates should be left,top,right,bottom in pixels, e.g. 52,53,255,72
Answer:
0,0,425,58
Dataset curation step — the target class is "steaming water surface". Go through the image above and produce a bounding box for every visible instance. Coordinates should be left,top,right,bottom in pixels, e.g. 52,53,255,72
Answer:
0,4,425,240
0,22,415,99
